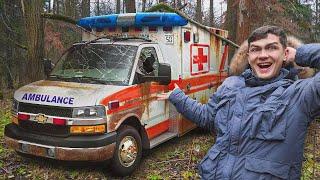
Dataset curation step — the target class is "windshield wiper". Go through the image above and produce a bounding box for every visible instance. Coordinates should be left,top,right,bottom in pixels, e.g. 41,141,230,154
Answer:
75,76,107,84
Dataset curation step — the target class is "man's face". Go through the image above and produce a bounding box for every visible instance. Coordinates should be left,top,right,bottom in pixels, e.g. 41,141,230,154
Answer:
248,34,287,80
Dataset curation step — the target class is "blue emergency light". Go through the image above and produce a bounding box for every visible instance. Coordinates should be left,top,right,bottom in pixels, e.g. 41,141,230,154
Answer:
78,14,118,30
77,12,188,30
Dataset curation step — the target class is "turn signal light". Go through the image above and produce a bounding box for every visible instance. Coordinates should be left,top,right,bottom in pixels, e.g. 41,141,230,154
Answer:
53,118,66,126
108,100,119,110
70,125,105,134
18,113,30,121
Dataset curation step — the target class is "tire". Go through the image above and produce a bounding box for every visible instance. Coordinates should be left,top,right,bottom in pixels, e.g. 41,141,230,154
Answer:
111,125,142,176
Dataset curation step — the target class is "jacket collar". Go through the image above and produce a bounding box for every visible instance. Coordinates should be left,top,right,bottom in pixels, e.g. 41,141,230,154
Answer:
242,68,293,87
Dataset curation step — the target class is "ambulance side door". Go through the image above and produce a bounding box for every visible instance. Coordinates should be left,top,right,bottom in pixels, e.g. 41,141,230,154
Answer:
132,44,170,140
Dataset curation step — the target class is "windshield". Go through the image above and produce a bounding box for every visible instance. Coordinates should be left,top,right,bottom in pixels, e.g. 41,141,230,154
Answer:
50,44,138,85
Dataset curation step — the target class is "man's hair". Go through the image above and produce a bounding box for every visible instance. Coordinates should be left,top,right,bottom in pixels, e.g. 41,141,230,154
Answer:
247,26,287,48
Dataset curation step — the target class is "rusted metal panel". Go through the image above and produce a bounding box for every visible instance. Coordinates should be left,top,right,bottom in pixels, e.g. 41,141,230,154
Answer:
5,136,116,161
55,143,116,161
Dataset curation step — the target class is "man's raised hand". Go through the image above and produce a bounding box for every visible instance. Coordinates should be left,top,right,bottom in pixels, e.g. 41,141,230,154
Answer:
157,83,180,100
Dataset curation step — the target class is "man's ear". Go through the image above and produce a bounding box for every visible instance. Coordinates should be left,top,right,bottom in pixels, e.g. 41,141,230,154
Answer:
284,47,290,61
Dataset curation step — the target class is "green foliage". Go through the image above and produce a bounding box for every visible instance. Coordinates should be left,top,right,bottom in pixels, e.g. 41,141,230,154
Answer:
181,171,194,179
147,174,163,180
146,3,176,13
278,0,313,36
0,103,11,137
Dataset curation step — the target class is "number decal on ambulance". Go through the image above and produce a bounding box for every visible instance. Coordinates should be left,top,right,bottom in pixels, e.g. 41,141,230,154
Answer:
164,34,174,44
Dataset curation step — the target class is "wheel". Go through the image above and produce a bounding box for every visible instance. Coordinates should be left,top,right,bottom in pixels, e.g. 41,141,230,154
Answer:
111,125,142,176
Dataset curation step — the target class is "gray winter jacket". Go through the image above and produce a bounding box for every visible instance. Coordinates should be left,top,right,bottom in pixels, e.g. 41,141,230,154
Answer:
169,44,320,179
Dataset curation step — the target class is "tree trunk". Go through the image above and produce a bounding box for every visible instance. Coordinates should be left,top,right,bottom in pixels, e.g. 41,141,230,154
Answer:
236,0,252,44
96,0,100,15
81,0,90,17
195,0,202,23
47,0,51,13
65,0,76,18
209,0,214,27
116,0,121,13
316,0,319,25
176,0,181,9
225,0,238,63
159,0,166,3
142,0,146,12
53,0,57,14
124,0,136,13
21,0,45,83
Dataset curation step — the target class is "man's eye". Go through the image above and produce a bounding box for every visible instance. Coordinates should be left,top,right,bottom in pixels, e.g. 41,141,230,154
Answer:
249,48,259,52
267,46,278,50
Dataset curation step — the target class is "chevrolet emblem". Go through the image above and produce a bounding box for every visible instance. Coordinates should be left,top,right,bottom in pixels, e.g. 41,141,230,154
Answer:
35,114,48,124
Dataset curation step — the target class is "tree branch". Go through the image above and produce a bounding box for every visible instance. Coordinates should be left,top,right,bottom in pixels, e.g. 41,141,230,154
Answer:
41,13,77,24
147,3,239,48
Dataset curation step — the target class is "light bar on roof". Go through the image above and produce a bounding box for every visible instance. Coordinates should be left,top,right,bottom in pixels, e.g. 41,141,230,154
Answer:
117,13,135,27
77,12,188,30
135,12,187,27
78,14,118,30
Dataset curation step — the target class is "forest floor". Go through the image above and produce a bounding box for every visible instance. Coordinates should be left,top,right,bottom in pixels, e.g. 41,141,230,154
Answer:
0,99,320,180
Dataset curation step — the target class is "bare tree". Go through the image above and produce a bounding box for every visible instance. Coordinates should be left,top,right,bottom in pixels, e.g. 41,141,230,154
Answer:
124,0,136,13
209,0,214,27
21,0,45,83
116,0,121,13
195,0,202,23
176,0,182,9
82,0,90,17
65,0,76,18
96,0,100,15
142,0,147,12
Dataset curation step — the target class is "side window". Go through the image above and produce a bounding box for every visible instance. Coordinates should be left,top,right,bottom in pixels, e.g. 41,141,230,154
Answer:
136,47,159,77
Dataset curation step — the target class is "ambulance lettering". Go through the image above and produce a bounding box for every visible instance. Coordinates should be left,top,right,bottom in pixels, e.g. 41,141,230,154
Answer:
21,93,74,105
190,44,210,75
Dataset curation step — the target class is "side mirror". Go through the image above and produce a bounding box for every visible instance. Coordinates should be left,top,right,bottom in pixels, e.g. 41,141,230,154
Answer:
43,59,54,77
136,63,171,85
158,63,171,85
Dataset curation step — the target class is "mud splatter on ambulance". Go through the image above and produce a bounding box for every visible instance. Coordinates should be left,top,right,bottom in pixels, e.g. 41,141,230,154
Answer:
4,12,230,176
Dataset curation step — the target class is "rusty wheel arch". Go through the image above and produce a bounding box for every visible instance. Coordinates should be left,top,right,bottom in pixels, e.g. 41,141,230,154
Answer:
118,117,150,150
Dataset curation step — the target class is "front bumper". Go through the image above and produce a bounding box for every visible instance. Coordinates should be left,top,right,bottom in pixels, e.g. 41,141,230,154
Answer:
4,123,117,161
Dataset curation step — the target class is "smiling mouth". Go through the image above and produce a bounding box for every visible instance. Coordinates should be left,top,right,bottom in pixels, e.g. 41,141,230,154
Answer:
257,62,273,73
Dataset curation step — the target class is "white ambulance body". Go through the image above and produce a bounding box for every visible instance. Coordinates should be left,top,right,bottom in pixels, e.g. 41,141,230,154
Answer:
4,12,229,175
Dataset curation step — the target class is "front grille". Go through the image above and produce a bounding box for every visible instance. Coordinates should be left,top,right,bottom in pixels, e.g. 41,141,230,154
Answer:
19,120,70,137
19,102,73,117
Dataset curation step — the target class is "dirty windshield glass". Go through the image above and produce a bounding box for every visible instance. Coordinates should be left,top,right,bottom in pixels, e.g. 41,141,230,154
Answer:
50,44,138,85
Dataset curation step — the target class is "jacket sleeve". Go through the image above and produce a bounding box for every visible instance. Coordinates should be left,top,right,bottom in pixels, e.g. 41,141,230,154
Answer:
295,44,320,119
168,88,220,131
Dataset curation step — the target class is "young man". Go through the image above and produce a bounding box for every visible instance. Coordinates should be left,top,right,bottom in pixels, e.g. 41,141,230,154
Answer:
158,26,320,179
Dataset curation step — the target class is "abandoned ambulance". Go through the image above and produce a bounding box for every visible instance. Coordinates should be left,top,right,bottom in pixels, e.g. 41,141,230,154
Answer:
4,12,230,175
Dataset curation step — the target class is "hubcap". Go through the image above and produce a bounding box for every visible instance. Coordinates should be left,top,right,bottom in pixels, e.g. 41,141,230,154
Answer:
118,136,138,167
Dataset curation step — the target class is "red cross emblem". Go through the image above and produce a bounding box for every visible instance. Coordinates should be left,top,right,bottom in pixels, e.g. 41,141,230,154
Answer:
190,44,210,75
193,48,207,71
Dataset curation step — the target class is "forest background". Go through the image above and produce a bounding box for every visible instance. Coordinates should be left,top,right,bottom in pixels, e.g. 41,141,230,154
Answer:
1,0,320,179
0,0,320,92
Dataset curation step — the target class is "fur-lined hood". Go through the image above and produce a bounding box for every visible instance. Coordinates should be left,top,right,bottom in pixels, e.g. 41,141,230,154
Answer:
229,36,315,79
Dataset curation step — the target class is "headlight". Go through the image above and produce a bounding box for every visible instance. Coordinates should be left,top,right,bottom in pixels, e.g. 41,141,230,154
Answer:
72,105,106,118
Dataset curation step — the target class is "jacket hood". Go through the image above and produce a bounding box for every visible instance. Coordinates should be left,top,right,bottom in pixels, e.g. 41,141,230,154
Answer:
229,36,315,79
14,80,127,107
